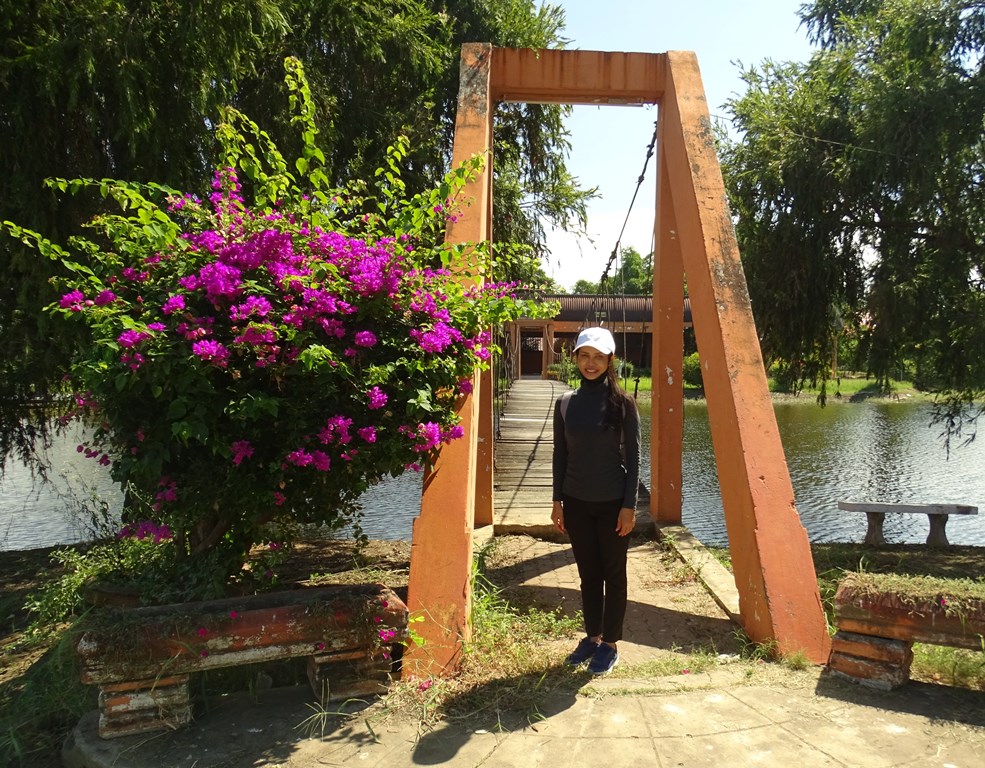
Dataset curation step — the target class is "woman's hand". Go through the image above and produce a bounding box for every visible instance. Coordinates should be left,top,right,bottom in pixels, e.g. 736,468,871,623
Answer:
615,507,635,536
551,501,566,534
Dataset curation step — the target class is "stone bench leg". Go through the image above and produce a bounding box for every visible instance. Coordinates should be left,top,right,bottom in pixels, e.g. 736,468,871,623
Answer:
863,512,886,546
826,631,913,690
97,675,192,738
926,514,950,547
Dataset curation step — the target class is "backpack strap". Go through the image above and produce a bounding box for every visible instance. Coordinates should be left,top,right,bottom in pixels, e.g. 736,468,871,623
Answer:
559,390,574,421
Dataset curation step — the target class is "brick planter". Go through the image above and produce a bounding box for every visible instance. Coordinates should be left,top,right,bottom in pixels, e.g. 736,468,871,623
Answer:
827,573,985,690
76,583,408,738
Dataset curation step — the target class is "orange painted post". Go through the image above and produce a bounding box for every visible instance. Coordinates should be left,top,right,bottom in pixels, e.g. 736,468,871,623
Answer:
659,51,830,662
543,324,555,378
475,365,494,528
651,126,685,524
405,43,494,676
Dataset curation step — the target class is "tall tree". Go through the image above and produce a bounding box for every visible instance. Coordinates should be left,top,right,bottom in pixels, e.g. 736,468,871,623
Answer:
0,0,588,472
721,0,985,415
0,1,288,472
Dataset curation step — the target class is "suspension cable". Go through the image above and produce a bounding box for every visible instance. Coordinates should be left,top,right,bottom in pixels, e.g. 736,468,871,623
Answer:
584,120,659,328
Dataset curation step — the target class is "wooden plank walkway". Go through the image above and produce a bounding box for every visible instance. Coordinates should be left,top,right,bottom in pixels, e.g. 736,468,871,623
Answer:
492,377,650,538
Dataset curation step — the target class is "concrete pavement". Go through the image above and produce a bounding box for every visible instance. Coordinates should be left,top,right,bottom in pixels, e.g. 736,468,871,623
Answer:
63,664,985,767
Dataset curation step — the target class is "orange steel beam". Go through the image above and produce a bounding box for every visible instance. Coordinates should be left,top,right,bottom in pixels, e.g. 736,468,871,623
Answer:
651,119,685,524
490,48,665,105
475,365,494,527
405,43,492,676
659,51,830,662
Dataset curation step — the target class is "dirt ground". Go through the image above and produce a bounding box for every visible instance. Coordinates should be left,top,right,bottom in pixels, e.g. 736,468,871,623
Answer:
0,531,726,684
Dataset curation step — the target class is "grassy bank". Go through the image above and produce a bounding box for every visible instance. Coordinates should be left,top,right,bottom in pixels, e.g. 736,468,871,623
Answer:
609,373,926,403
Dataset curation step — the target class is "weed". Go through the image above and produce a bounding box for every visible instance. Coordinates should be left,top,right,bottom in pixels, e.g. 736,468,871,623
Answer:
733,629,779,662
780,650,812,672
616,646,718,678
296,691,374,740
0,630,94,767
912,644,985,690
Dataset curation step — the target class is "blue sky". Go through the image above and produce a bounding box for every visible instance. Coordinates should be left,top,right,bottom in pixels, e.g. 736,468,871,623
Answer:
542,0,816,290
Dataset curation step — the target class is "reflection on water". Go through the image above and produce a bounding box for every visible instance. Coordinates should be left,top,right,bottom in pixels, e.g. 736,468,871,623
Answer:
2,401,984,550
0,425,123,551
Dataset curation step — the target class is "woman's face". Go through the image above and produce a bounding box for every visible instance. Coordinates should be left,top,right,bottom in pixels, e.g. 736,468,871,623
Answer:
576,346,610,381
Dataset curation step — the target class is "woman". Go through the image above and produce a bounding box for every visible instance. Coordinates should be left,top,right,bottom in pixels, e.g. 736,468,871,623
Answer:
551,326,640,675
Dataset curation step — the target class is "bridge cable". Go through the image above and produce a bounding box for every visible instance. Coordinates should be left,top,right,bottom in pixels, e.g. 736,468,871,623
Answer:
584,120,659,329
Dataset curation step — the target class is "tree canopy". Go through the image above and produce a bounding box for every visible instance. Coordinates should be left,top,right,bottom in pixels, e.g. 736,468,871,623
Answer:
721,0,985,413
0,0,590,472
569,246,653,295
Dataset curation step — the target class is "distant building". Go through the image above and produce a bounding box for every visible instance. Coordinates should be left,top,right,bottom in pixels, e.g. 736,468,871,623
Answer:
504,293,693,378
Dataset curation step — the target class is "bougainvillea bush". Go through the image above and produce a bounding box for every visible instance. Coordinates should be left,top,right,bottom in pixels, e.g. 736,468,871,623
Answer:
4,59,551,600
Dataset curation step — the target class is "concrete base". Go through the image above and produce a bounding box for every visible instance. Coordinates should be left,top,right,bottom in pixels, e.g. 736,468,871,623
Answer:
655,523,742,622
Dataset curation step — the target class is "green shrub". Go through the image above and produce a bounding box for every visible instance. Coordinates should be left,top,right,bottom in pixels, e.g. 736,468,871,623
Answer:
682,352,703,388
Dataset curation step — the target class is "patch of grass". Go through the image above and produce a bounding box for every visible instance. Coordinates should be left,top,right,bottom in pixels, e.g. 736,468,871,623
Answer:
768,374,923,401
615,646,719,678
707,546,731,571
1,631,94,768
912,644,985,690
780,649,812,672
369,541,585,733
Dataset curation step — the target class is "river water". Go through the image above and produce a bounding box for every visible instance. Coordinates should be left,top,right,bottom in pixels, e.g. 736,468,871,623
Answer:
2,400,983,551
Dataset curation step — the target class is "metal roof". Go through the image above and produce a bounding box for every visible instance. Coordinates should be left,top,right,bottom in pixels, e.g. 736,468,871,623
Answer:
527,294,692,325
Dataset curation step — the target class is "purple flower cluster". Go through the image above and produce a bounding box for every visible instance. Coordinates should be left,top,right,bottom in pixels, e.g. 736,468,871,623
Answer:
400,422,466,453
117,520,173,543
51,161,545,537
231,440,254,465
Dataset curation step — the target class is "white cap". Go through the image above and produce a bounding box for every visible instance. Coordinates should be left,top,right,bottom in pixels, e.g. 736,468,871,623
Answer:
573,327,615,356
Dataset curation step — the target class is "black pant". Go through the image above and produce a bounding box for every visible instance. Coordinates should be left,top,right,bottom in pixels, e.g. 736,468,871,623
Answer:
562,495,629,643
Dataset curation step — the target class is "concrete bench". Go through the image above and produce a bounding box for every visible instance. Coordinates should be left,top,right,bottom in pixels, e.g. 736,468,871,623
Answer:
76,583,408,738
827,572,985,690
837,501,978,546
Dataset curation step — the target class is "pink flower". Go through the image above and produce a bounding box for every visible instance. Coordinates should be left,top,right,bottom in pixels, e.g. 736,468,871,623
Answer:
354,330,377,347
357,426,377,443
286,449,313,467
229,611,238,619
59,290,87,311
366,386,388,410
197,627,208,638
117,329,150,348
231,440,254,465
192,339,230,367
162,294,186,315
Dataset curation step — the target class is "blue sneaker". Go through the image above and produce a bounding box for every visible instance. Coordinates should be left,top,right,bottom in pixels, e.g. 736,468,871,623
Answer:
565,637,600,666
588,643,619,675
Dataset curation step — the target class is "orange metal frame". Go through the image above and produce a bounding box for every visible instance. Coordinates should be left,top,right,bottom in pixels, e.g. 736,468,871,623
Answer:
403,45,831,677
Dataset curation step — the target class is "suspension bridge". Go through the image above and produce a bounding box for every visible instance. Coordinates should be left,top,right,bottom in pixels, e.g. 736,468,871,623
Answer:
492,377,651,537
